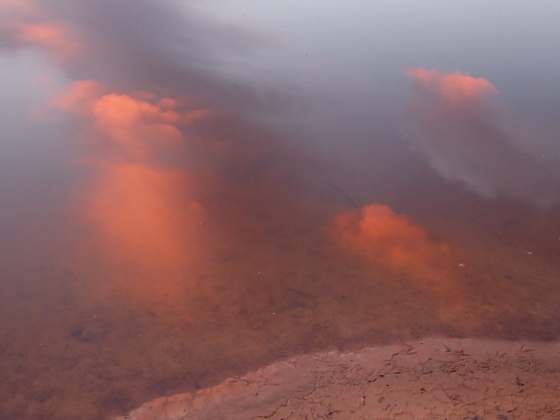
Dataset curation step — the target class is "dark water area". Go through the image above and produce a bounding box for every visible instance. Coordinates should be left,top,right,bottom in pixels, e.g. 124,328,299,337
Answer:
1,1,560,419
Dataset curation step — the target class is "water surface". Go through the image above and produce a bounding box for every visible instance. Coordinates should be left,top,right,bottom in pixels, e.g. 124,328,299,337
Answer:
1,1,560,419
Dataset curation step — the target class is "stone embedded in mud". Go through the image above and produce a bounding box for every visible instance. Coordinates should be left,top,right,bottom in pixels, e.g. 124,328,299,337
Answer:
70,320,114,343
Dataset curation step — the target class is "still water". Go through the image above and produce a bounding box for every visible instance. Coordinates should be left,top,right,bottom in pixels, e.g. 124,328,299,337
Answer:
1,1,560,418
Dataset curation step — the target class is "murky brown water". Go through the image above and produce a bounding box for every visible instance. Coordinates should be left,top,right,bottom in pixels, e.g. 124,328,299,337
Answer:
1,1,560,419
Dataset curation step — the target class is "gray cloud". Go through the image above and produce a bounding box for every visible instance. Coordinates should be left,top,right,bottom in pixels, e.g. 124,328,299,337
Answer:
405,69,560,208
0,0,294,115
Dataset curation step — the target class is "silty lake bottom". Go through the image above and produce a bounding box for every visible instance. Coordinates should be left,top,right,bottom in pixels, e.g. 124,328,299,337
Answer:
1,1,560,419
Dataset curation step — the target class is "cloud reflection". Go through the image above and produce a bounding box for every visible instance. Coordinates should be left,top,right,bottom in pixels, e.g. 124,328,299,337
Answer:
54,81,210,299
1,1,81,59
0,0,310,303
7,21,79,54
406,68,497,102
333,203,456,291
332,203,474,326
0,0,281,114
405,68,560,208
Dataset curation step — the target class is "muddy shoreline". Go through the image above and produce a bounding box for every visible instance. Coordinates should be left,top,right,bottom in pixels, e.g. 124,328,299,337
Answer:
116,338,560,420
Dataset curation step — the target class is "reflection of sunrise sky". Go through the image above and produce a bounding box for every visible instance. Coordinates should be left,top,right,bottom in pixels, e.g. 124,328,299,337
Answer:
1,0,559,330
2,2,560,419
405,69,560,207
1,0,559,334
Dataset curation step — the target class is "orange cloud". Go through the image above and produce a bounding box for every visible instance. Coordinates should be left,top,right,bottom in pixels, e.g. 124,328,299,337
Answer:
332,203,475,326
404,68,560,207
406,68,497,102
55,79,104,114
1,0,81,58
6,21,81,56
86,163,201,277
0,0,39,15
57,81,210,160
56,80,211,300
334,204,456,292
91,93,183,159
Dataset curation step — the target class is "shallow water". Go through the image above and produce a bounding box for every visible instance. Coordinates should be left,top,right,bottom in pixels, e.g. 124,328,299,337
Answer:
1,1,560,419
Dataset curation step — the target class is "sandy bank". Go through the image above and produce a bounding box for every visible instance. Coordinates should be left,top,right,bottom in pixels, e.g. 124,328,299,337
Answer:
116,338,560,420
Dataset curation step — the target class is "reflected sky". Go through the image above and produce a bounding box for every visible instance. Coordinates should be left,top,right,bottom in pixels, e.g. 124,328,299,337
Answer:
1,1,560,419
